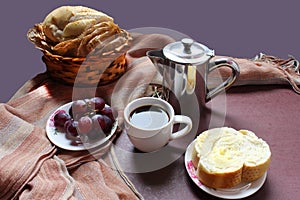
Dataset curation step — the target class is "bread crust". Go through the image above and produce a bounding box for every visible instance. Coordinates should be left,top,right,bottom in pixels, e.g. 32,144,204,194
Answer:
242,157,271,182
191,146,199,168
198,165,243,189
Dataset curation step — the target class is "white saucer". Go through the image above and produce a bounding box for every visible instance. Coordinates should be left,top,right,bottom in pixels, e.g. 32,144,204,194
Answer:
184,139,267,199
46,102,117,151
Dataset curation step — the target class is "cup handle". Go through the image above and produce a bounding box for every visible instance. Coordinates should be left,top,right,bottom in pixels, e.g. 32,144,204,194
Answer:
170,115,192,140
206,58,240,101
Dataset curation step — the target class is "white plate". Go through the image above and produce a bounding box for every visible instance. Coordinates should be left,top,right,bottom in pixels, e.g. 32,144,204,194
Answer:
46,102,118,151
184,139,267,199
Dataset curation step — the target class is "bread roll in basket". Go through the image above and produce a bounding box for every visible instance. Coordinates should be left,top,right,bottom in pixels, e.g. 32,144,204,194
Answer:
27,6,131,86
192,127,271,189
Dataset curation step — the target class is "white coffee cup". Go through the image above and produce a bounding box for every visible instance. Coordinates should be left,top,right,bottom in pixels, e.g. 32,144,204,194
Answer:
124,97,192,152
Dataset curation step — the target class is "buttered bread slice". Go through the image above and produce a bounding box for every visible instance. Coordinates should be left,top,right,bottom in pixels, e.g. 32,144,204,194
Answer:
192,127,271,189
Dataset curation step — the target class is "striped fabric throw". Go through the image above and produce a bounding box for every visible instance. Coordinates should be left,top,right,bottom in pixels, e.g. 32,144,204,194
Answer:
0,33,173,200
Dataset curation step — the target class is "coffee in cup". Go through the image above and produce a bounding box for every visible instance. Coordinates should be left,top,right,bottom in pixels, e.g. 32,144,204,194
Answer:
124,97,192,152
129,105,169,129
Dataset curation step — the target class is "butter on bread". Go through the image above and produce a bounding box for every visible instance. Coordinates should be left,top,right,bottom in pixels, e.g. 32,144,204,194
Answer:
192,127,271,189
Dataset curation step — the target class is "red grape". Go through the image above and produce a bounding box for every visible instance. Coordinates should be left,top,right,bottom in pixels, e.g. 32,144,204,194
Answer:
92,114,106,131
54,111,71,129
78,116,93,134
103,115,113,134
65,120,79,140
72,100,88,117
63,119,72,132
92,114,112,135
90,97,105,111
99,107,116,122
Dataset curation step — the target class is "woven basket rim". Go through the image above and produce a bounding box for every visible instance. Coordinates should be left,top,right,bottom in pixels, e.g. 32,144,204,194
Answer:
42,50,86,61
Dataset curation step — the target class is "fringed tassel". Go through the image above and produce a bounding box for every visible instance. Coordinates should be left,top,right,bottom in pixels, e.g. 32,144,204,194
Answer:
253,53,300,94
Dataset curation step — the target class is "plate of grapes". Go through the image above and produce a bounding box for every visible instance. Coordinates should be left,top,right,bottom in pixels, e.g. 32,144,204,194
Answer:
46,97,118,151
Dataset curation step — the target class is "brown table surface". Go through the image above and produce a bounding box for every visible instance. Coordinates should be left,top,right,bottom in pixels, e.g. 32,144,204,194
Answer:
115,84,300,200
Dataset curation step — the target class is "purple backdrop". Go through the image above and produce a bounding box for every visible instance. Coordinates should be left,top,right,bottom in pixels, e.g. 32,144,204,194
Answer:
1,0,299,102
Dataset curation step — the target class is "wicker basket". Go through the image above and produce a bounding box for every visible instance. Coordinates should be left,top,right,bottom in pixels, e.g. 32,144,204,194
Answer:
27,24,129,86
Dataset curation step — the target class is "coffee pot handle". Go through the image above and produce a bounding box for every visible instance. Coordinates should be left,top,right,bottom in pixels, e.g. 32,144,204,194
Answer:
206,58,240,101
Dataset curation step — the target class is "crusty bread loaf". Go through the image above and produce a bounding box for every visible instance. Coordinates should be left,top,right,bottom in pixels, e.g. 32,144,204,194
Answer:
192,127,271,189
40,6,130,57
42,6,113,43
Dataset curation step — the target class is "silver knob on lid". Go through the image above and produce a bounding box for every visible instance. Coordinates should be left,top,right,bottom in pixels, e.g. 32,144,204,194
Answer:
181,38,194,54
163,37,211,64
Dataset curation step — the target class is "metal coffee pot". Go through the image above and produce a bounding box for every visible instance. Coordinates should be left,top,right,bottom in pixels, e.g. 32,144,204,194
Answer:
147,38,240,105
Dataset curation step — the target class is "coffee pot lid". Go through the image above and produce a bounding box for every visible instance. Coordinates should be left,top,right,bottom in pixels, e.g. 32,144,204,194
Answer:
163,38,214,64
